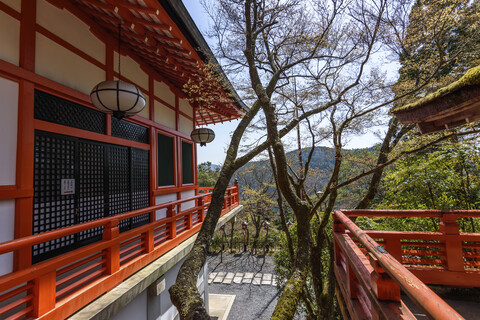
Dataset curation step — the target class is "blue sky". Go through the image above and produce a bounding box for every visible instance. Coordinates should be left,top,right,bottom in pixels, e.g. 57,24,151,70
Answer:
183,1,382,165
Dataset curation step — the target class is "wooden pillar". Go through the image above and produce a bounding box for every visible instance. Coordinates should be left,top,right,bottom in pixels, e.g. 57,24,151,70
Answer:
384,238,402,263
369,254,401,301
440,214,464,271
14,0,37,271
167,204,176,239
32,271,56,317
103,220,120,274
199,197,205,222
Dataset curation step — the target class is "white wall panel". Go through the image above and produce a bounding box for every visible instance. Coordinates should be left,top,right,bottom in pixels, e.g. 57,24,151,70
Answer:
0,200,15,276
155,193,177,220
0,77,18,185
0,10,20,66
114,55,148,90
181,190,195,211
154,101,175,130
178,115,193,136
35,33,105,94
137,94,149,119
37,0,105,63
154,80,175,107
178,98,193,118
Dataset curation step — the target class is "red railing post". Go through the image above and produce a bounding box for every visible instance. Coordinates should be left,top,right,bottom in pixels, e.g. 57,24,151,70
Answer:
369,254,401,301
199,197,205,222
32,271,56,317
167,204,176,239
234,179,239,205
145,229,154,253
347,263,359,299
384,237,402,263
227,188,232,209
103,220,120,274
187,209,193,230
333,213,345,266
440,213,464,271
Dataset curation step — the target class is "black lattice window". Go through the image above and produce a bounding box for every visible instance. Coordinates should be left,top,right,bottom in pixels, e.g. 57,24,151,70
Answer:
111,117,149,144
77,141,106,244
34,90,106,134
108,145,132,232
33,133,76,263
131,148,150,228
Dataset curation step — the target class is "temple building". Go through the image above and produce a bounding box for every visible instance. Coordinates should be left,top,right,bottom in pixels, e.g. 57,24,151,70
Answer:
0,0,243,319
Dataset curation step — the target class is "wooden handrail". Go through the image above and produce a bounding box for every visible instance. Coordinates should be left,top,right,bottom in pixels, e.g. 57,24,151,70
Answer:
0,187,236,255
334,210,464,320
340,209,480,218
0,185,240,319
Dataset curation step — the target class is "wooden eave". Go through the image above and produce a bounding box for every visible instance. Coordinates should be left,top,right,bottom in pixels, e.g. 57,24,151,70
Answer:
393,84,480,134
54,0,244,126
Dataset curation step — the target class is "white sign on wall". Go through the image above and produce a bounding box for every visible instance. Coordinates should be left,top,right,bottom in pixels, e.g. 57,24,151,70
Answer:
61,179,75,195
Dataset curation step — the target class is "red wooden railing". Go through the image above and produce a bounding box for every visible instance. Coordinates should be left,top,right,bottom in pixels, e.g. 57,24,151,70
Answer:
333,209,480,320
0,185,239,320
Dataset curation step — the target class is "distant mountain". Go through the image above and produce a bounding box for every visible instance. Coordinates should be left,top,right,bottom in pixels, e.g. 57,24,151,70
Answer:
233,146,377,193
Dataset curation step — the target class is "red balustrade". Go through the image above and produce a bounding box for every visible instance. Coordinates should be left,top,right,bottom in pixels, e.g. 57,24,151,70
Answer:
333,209,480,320
0,185,239,320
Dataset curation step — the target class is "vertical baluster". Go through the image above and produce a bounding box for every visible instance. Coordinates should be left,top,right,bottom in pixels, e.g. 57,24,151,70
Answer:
103,220,120,274
199,197,205,222
369,254,401,301
145,229,154,253
167,204,176,239
440,214,464,271
32,271,56,317
384,237,402,263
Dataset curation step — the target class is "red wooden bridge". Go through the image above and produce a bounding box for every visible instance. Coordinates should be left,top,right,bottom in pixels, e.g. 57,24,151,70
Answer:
333,209,480,320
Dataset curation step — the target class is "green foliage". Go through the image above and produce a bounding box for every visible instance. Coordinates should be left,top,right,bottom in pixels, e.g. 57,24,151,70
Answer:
378,142,480,211
198,162,220,187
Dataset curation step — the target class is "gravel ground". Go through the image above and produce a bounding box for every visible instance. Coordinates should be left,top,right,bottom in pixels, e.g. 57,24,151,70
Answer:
207,253,280,320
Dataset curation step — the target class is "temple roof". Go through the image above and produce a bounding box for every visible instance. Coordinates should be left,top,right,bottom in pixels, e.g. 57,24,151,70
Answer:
63,0,246,125
392,65,480,133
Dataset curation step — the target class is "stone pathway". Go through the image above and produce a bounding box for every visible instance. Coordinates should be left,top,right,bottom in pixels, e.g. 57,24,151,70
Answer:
208,271,277,286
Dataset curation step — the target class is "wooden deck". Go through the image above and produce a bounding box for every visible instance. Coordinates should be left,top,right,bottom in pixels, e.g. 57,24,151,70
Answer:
333,209,480,320
0,185,239,320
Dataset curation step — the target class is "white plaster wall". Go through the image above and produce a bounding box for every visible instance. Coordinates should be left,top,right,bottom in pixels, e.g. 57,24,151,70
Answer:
0,9,20,66
0,77,18,185
154,80,175,107
154,101,175,130
179,99,193,118
1,0,20,12
111,290,147,320
155,193,177,220
114,54,148,91
0,200,15,276
35,33,105,94
180,190,195,211
178,115,193,136
36,0,105,63
138,94,150,119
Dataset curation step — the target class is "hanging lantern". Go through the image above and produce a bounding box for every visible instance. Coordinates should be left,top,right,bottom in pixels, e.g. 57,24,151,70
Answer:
190,128,215,146
90,80,145,119
90,24,145,119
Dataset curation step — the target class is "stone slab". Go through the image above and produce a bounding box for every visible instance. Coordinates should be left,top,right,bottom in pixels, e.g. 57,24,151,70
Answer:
209,294,236,320
242,277,252,284
262,273,272,281
252,277,261,285
243,272,254,279
233,276,243,284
